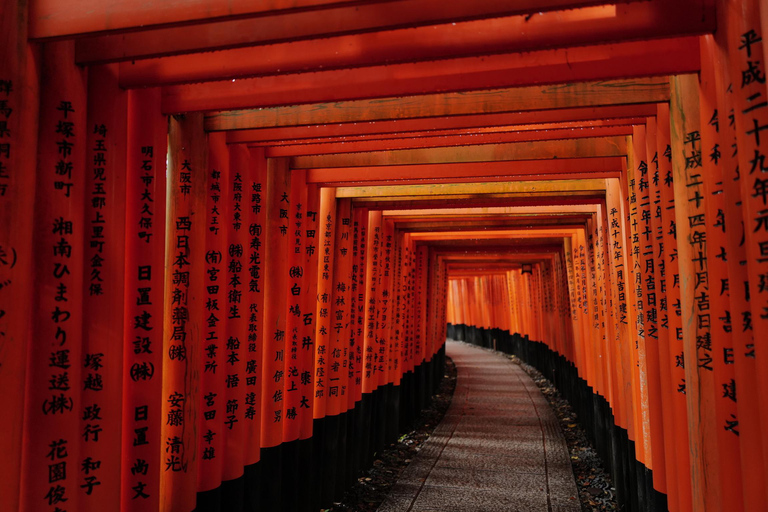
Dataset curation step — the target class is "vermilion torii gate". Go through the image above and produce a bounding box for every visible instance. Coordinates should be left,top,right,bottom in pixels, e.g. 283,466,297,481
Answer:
2,0,768,511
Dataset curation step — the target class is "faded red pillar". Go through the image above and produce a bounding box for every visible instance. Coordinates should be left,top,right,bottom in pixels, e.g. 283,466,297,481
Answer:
122,87,166,512
298,178,320,512
194,132,228,503
161,113,207,512
279,167,311,511
222,138,247,498
0,2,38,508
313,187,336,423
243,147,267,506
80,63,127,512
260,156,290,508
20,40,87,512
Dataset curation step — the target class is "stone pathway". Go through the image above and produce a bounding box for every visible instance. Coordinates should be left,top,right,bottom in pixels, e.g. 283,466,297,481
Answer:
378,340,580,512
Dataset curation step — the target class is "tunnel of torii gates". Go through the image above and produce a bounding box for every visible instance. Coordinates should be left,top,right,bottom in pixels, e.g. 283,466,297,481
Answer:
5,0,768,511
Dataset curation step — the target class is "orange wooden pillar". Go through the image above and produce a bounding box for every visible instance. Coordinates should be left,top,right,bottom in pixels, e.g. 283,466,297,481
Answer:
313,187,336,421
624,141,655,482
595,204,619,422
632,124,669,499
362,210,382,395
162,113,207,512
346,204,363,434
605,177,639,506
80,63,128,512
645,114,682,512
655,102,694,512
327,197,353,495
122,87,166,512
699,33,746,512
311,187,335,504
259,156,290,509
194,133,228,506
0,4,38,508
222,139,247,498
670,73,720,512
379,218,396,401
389,229,404,387
721,0,768,496
243,146,267,505
298,180,320,510
280,167,311,510
20,41,87,512
710,10,768,507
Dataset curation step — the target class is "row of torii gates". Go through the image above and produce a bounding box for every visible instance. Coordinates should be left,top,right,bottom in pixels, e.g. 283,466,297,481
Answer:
2,0,768,511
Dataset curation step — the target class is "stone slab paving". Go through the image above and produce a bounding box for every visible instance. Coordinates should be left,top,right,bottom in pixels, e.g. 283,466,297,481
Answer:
377,340,580,512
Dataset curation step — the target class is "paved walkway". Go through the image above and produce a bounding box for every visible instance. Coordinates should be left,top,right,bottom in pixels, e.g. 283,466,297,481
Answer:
378,340,580,512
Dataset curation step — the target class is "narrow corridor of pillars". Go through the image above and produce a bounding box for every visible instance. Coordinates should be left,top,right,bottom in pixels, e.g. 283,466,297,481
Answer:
3,1,768,512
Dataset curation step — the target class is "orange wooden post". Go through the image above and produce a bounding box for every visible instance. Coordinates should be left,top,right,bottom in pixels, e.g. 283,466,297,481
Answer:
0,4,37,508
80,63,128,512
313,187,336,422
346,204,362,422
327,197,353,495
670,73,721,511
699,34,746,512
595,204,619,421
260,156,291,508
586,217,608,404
379,218,395,394
645,114,682,512
633,124,668,496
282,167,305,445
220,139,248,496
195,133,228,503
20,41,87,512
607,176,641,506
656,102,694,512
625,140,655,478
300,181,320,442
279,167,309,510
710,13,768,507
721,0,768,492
222,139,248,495
162,113,207,512
241,147,266,492
563,236,580,364
122,87,167,512
390,229,405,386
328,198,353,414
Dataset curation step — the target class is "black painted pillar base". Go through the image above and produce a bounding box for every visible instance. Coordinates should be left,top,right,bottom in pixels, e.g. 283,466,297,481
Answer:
259,444,283,511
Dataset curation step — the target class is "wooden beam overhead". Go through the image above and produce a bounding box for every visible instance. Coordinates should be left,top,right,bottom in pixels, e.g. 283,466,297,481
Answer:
72,0,713,65
120,28,699,88
335,178,608,198
160,38,696,113
230,118,647,145
293,137,627,169
36,0,622,41
265,126,634,157
307,157,624,186
223,105,657,140
204,78,669,129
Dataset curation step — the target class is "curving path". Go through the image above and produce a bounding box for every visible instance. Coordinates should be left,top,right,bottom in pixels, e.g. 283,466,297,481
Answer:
378,340,580,512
